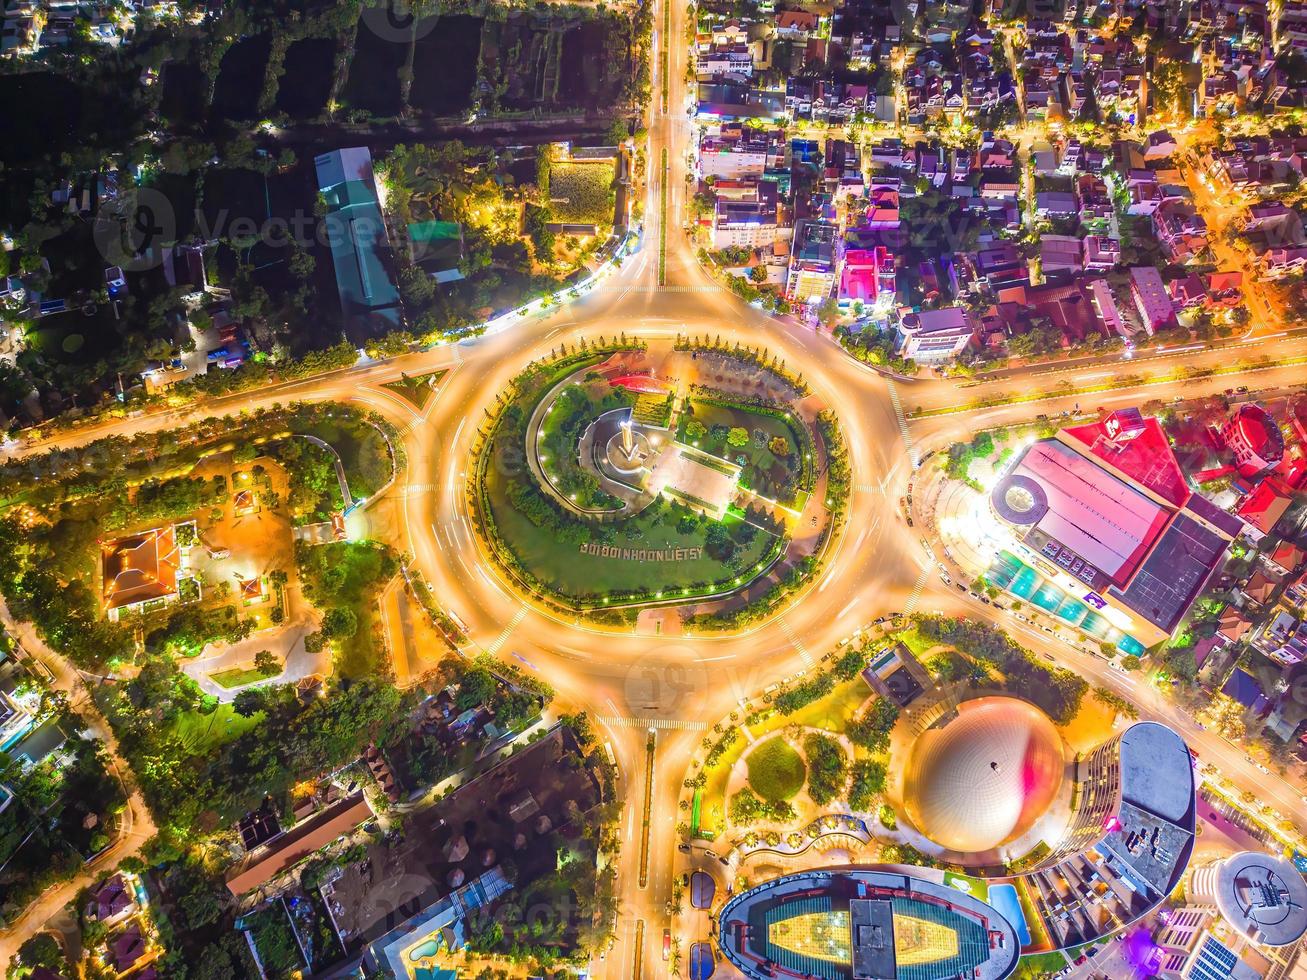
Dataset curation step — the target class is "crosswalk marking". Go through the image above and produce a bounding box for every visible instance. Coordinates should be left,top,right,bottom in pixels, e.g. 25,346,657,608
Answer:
885,379,920,469
598,716,707,731
487,606,527,654
855,482,882,495
904,567,930,615
778,617,815,668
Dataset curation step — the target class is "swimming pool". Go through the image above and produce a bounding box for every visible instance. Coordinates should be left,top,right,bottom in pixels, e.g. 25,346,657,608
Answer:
988,883,1031,947
408,938,442,961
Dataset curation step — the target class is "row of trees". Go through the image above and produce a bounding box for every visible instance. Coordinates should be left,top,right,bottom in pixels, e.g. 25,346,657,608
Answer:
914,615,1088,723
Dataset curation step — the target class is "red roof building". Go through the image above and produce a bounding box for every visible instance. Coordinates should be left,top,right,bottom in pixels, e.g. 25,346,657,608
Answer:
1221,404,1286,478
1244,568,1281,605
839,247,895,304
1217,605,1253,644
1061,409,1191,507
100,526,181,618
1237,478,1294,537
1268,541,1307,577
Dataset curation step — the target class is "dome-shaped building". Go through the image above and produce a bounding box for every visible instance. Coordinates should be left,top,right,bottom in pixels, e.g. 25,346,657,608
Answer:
903,697,1066,854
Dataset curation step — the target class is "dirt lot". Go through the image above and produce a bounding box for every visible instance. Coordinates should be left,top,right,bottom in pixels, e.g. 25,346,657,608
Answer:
324,725,600,950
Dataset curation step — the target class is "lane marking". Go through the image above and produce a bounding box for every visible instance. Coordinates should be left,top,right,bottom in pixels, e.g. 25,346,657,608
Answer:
598,716,707,731
903,566,930,615
778,617,815,668
487,605,527,654
884,378,919,467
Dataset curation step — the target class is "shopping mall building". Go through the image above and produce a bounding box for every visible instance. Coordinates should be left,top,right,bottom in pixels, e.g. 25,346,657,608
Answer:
987,408,1243,653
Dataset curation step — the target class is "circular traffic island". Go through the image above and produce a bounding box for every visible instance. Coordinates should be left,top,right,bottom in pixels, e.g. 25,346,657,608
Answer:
745,736,807,802
468,337,844,629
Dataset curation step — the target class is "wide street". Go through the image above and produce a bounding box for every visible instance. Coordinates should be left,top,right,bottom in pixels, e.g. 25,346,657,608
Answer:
2,0,1306,974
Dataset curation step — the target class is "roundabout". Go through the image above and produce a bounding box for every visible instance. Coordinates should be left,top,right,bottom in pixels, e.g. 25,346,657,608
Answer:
465,335,847,630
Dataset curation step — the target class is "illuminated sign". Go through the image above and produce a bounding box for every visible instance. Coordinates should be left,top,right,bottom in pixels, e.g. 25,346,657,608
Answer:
1083,591,1107,610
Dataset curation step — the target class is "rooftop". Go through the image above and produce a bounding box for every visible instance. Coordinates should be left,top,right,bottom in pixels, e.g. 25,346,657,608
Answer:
1060,412,1190,508
719,869,1019,980
1109,512,1228,634
1213,851,1307,947
995,440,1171,586
101,526,180,611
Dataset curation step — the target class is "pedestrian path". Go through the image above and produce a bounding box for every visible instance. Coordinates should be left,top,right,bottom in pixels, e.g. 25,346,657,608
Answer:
598,716,707,731
778,617,815,668
885,378,919,468
486,605,527,654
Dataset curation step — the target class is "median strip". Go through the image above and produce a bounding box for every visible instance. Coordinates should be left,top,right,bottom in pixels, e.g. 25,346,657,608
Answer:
639,728,655,889
658,146,669,287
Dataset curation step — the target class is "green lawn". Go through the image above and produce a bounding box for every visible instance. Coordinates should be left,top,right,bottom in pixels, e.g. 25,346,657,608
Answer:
677,400,809,506
1013,951,1067,979
292,417,393,499
549,159,616,225
750,677,871,741
297,541,395,678
698,733,750,839
486,479,778,601
746,737,806,801
167,704,264,756
380,369,447,410
209,666,271,689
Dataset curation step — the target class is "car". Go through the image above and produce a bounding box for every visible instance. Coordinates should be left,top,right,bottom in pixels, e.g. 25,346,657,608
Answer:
956,583,966,591
1236,386,1249,393
906,516,914,527
940,573,952,585
980,597,991,604
663,930,671,959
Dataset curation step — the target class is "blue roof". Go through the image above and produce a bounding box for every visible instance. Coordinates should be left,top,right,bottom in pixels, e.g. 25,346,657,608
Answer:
314,148,402,339
1222,667,1269,712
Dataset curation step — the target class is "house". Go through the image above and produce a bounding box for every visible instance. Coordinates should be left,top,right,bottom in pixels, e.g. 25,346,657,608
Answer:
1035,191,1079,218
107,924,148,974
775,9,818,38
1129,266,1177,335
1217,605,1253,644
1143,129,1179,161
1238,479,1295,540
1244,568,1282,606
1082,235,1121,271
1153,200,1209,261
1221,667,1271,714
1257,611,1307,666
839,247,896,307
1075,174,1113,223
100,527,182,622
1039,235,1083,276
1268,541,1307,577
88,874,137,926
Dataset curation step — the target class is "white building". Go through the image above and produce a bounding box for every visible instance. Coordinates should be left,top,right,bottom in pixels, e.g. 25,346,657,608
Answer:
895,306,975,362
